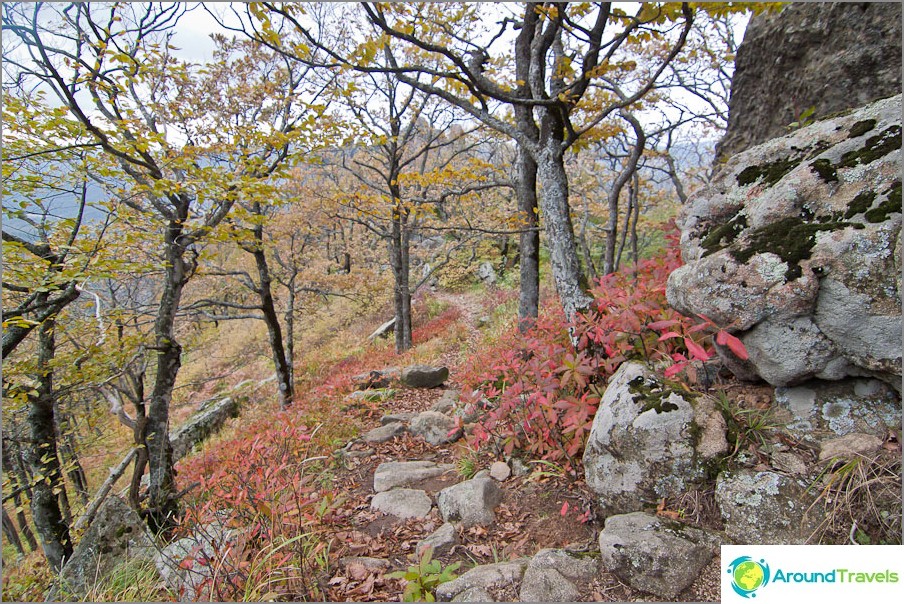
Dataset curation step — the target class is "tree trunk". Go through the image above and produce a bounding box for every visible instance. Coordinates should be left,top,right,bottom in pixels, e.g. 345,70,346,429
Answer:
252,241,294,409
143,219,187,534
389,198,412,353
54,405,89,506
285,271,296,387
2,507,26,556
3,439,39,551
26,311,73,571
536,140,592,322
514,143,540,332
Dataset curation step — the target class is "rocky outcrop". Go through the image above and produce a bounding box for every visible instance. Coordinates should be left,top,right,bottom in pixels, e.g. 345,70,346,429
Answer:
668,94,902,387
57,496,157,599
716,2,902,162
170,397,239,461
716,470,818,544
598,512,719,600
582,362,728,515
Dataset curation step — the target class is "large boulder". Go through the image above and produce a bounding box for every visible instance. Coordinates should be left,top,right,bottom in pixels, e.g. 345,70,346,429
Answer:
401,365,449,388
58,496,157,599
582,362,728,516
598,512,720,600
715,2,902,162
668,94,902,387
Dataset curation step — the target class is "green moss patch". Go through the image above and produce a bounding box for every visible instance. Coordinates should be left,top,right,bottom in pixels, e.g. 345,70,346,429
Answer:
701,213,747,257
806,140,833,159
838,125,902,168
844,191,877,219
848,119,877,139
810,158,838,183
736,155,803,188
730,215,863,281
864,180,902,223
629,374,692,415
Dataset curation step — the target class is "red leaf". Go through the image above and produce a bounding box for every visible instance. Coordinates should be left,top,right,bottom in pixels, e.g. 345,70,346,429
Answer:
560,501,569,516
684,337,711,362
647,319,680,331
657,331,682,341
716,330,749,360
664,363,686,378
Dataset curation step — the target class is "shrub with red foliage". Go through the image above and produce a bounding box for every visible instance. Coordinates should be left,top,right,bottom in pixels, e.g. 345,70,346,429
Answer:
412,306,463,345
459,229,747,472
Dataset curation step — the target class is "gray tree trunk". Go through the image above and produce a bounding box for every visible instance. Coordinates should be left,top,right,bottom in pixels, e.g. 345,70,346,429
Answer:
514,143,540,332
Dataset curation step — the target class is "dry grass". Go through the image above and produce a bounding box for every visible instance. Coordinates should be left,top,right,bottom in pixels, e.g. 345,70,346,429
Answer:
806,449,902,545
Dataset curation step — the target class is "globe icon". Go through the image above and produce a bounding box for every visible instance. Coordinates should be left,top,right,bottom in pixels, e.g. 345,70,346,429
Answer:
734,560,765,592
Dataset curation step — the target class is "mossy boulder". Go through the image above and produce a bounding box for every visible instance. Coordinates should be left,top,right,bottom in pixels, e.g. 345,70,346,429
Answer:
668,94,902,387
582,363,728,516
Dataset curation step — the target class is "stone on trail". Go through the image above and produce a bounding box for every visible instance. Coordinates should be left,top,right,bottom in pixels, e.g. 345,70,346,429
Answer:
363,422,406,444
431,389,460,414
373,460,455,493
436,476,502,527
489,461,511,482
519,548,598,602
409,411,461,446
370,488,432,520
401,364,449,388
818,433,884,462
381,412,417,425
416,522,459,557
598,512,720,600
435,559,529,602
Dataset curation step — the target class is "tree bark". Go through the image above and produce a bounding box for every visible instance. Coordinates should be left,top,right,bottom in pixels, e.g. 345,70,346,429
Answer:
514,143,540,332
26,311,73,571
2,507,26,556
53,405,89,506
389,196,412,353
535,139,592,322
252,238,294,409
2,438,39,551
143,218,188,533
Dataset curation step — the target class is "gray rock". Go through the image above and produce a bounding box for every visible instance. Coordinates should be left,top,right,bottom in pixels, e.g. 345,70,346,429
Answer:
772,379,900,446
363,422,407,444
716,2,902,162
170,397,239,461
669,94,902,387
401,365,449,388
381,412,417,425
716,470,818,544
818,433,884,462
437,476,502,527
371,488,432,520
368,317,396,341
431,389,460,414
373,460,455,493
451,586,494,602
409,411,461,445
582,362,728,516
598,512,719,600
352,368,401,390
519,549,598,602
771,451,810,476
435,559,529,602
339,556,391,573
155,520,234,601
58,496,157,599
476,261,497,284
489,461,511,482
416,522,459,557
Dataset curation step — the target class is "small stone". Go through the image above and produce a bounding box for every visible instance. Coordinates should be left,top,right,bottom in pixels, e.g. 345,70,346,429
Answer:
771,451,810,476
519,549,598,602
371,488,432,520
431,390,460,414
409,411,461,445
452,586,494,602
339,556,390,573
381,412,417,425
818,433,884,461
363,422,406,443
435,560,529,601
489,461,511,482
373,460,455,492
437,476,502,527
417,522,459,557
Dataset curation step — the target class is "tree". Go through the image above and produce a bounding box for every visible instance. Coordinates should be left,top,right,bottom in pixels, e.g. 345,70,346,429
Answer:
2,2,315,531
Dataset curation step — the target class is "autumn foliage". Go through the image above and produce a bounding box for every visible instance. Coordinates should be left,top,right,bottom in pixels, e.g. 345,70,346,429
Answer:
460,229,747,472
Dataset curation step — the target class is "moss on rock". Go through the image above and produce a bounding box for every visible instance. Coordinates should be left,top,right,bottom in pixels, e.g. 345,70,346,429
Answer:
701,213,748,256
864,180,902,223
848,118,877,139
810,158,839,183
736,155,803,187
838,125,901,167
